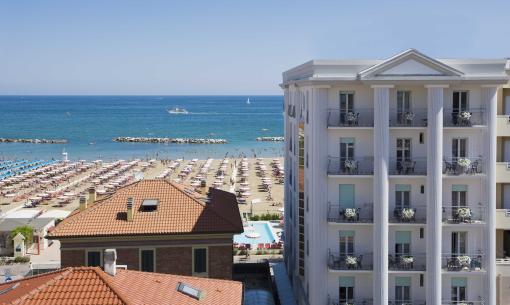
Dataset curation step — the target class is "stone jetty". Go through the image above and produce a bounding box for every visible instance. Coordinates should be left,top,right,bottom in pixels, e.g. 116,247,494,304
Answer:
113,137,227,144
256,136,284,142
0,138,68,144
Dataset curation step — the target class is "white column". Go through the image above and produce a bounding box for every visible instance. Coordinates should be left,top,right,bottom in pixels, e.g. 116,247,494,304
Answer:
425,85,446,305
483,85,497,305
372,85,392,305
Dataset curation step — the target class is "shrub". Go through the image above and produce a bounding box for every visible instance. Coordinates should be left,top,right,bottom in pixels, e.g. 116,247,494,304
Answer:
249,213,280,221
14,256,30,263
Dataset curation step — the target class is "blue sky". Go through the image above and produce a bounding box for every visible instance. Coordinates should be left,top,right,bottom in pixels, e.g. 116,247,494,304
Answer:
1,0,509,95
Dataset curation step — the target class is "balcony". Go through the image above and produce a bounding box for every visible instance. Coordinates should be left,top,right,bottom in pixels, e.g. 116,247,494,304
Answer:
442,206,486,224
328,157,374,176
443,157,484,176
444,108,486,127
388,253,426,271
328,203,374,224
389,300,426,305
496,209,510,229
389,158,427,175
328,250,373,271
327,109,374,128
441,301,485,305
497,115,510,136
328,298,373,305
389,108,427,127
389,206,427,224
442,253,484,272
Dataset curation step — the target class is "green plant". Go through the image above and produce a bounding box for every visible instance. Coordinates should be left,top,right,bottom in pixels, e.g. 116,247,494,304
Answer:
10,225,34,247
14,256,30,263
249,213,280,221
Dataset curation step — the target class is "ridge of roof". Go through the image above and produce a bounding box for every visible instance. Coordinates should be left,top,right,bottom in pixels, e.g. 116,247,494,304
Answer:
88,267,131,305
117,268,243,285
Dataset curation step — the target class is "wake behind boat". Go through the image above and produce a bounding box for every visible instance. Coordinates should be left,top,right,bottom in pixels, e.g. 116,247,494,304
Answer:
167,107,189,114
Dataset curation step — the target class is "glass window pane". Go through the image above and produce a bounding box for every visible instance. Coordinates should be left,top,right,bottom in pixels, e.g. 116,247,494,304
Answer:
141,249,154,272
194,248,207,273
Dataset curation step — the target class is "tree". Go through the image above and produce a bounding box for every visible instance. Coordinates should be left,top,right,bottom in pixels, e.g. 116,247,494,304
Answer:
10,225,33,247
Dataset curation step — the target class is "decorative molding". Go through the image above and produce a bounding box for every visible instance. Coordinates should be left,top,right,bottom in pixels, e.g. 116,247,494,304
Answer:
370,84,394,89
424,84,449,88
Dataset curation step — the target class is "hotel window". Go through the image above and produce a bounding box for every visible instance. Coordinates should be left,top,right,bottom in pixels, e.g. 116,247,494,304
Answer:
86,250,102,267
452,91,469,126
395,231,411,257
452,138,467,160
193,247,208,275
140,249,155,272
339,184,355,210
339,231,355,255
397,91,411,124
395,277,411,303
452,185,468,208
395,184,411,209
451,277,467,303
339,92,354,124
451,232,467,255
338,276,355,304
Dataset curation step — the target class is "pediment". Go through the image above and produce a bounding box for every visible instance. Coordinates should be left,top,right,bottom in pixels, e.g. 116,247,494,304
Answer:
359,49,463,79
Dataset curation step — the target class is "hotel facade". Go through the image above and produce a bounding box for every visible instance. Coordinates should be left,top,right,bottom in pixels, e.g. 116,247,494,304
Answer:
281,49,510,305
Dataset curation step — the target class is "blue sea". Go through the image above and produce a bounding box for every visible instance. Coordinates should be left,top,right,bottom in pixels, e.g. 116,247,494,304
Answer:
0,96,284,161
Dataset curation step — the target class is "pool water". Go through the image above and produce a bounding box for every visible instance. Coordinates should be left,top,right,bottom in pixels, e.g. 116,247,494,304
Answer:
234,221,278,246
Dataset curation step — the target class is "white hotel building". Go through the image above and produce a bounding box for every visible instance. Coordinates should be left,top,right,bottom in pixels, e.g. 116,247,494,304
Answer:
281,49,510,305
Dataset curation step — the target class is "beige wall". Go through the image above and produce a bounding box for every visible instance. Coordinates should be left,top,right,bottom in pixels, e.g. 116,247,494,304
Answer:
497,275,510,305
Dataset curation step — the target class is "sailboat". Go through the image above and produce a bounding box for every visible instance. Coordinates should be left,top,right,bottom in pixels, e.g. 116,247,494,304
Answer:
246,98,250,105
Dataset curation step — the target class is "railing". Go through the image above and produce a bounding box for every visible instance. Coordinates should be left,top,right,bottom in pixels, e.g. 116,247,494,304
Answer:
441,253,484,271
442,300,485,305
443,157,484,175
328,157,374,175
444,108,486,127
389,205,427,223
388,253,426,271
328,203,374,223
327,109,374,127
389,158,427,175
389,300,426,305
328,250,373,271
389,108,428,127
442,205,486,224
328,298,373,305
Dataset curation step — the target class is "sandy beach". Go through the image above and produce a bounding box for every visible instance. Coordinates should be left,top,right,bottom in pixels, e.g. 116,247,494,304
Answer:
0,157,283,218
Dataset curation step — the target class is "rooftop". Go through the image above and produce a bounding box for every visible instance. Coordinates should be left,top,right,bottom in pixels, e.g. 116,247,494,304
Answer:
0,267,243,305
48,179,243,239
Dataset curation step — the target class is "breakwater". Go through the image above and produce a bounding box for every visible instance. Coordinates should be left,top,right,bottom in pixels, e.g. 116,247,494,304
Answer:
0,138,68,144
113,137,228,144
256,137,284,142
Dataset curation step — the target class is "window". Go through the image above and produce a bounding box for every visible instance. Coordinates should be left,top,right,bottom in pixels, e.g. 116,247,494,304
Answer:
395,185,411,209
451,277,467,303
397,91,412,124
453,91,469,112
340,138,355,172
395,277,411,303
193,247,208,275
86,250,102,267
396,138,412,161
395,231,411,257
339,231,354,255
339,276,355,303
339,92,355,124
141,199,158,212
339,184,355,209
140,249,155,272
451,232,467,255
452,138,467,159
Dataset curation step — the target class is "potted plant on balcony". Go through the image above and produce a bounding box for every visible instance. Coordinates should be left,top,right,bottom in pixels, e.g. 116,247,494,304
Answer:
404,111,415,124
456,207,472,222
456,255,472,270
457,158,471,173
344,159,357,174
400,207,415,222
345,111,357,122
344,208,357,221
345,255,358,269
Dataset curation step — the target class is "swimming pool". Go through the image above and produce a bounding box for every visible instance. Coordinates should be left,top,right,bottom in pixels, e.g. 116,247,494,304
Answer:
234,221,279,246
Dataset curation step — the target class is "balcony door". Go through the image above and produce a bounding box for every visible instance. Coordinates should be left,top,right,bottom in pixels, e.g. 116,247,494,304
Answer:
339,184,355,209
396,138,411,162
453,91,469,112
395,277,411,304
451,277,467,303
340,138,355,172
339,231,354,256
397,91,411,124
452,138,467,160
451,232,467,255
452,185,467,208
339,276,355,304
395,231,411,257
340,92,354,124
395,185,411,209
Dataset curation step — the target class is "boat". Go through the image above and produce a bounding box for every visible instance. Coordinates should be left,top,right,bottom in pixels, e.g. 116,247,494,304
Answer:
167,107,189,114
246,98,250,104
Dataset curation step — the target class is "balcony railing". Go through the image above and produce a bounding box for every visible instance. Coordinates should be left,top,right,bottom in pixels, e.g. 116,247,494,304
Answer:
443,157,484,175
442,253,484,272
328,203,374,223
389,108,428,127
389,205,427,223
328,298,373,305
328,250,373,271
328,157,374,175
327,109,374,127
442,206,486,224
389,158,427,175
442,301,485,305
388,253,426,271
389,300,426,305
444,108,486,127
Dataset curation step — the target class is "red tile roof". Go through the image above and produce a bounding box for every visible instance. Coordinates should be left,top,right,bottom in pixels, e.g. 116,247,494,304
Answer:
48,180,242,238
0,267,243,305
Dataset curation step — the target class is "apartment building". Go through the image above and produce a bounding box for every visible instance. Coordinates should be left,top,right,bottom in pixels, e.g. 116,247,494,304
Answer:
281,49,510,305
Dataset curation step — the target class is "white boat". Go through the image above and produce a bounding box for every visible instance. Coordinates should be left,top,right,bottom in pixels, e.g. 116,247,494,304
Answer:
246,98,250,104
167,107,189,114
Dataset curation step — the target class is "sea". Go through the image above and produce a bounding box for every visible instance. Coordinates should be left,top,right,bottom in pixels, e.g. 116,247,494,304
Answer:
0,96,284,161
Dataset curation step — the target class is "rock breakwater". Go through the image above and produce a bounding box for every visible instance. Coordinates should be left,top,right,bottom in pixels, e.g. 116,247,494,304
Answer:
0,138,68,144
113,137,227,144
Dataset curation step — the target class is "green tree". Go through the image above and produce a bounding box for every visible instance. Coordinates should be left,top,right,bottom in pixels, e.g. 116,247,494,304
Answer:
10,225,34,247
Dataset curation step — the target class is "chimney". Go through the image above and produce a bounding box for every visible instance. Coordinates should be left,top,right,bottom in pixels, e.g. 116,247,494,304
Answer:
103,249,117,276
79,196,87,211
88,187,96,204
126,197,134,222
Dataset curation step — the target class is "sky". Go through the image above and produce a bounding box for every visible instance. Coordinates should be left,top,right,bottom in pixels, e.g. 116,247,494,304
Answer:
1,0,510,95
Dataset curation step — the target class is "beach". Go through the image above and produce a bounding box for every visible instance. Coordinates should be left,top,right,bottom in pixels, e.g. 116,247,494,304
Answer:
0,157,284,218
